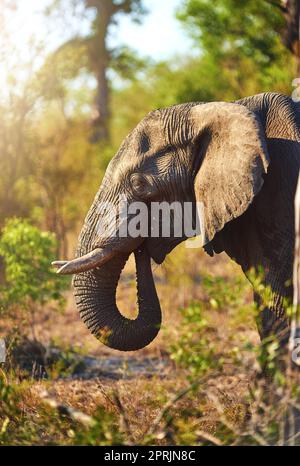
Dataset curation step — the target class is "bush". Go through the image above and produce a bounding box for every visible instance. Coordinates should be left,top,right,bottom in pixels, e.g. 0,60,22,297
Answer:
169,301,220,378
0,218,69,335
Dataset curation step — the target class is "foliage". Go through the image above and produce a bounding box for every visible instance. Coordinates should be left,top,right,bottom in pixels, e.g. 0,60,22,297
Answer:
73,407,124,446
178,0,286,62
177,0,294,99
0,219,68,322
169,301,220,377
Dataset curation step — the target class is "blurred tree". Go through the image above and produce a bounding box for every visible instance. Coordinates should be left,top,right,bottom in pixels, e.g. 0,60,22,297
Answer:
32,109,101,258
177,0,295,99
0,1,102,257
0,4,43,225
46,0,147,142
0,89,34,222
279,0,300,71
276,1,299,54
178,1,286,62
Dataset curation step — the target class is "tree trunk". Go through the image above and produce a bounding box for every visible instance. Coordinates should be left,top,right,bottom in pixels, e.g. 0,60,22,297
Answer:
280,0,300,73
89,1,116,143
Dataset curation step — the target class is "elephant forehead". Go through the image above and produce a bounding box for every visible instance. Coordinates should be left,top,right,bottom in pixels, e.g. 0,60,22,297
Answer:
117,115,166,156
109,127,166,177
135,115,166,152
105,107,192,185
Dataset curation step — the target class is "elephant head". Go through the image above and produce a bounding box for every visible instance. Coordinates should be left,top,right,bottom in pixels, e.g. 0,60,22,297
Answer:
53,101,269,351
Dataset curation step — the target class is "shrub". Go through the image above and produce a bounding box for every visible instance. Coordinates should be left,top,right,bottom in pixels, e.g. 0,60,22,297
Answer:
169,301,221,377
0,218,69,336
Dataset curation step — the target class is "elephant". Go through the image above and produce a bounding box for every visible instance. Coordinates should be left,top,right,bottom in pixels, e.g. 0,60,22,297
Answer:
53,92,300,356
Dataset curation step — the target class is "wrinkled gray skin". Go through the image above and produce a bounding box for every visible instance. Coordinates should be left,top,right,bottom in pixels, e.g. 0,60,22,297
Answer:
56,93,300,353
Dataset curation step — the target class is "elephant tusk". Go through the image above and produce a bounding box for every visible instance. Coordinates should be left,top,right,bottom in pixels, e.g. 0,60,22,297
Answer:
52,248,116,275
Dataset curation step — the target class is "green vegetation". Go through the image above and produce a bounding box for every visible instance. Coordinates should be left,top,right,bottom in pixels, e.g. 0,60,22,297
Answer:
177,0,294,99
168,272,256,378
0,219,68,335
169,301,220,378
0,219,67,310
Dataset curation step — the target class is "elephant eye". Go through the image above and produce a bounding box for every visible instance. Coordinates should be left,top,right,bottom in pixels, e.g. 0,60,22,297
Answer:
130,173,155,199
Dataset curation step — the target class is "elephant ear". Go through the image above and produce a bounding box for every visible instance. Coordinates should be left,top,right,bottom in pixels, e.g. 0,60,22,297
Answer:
190,102,269,245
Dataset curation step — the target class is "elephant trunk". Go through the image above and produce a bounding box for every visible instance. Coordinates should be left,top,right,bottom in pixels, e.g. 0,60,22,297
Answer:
72,247,162,351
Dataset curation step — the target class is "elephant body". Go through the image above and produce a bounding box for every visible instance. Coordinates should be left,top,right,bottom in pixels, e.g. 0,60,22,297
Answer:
53,92,300,355
208,93,300,344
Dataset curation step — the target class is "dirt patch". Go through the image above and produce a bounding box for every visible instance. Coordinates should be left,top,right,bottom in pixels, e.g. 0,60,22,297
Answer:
71,355,171,380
